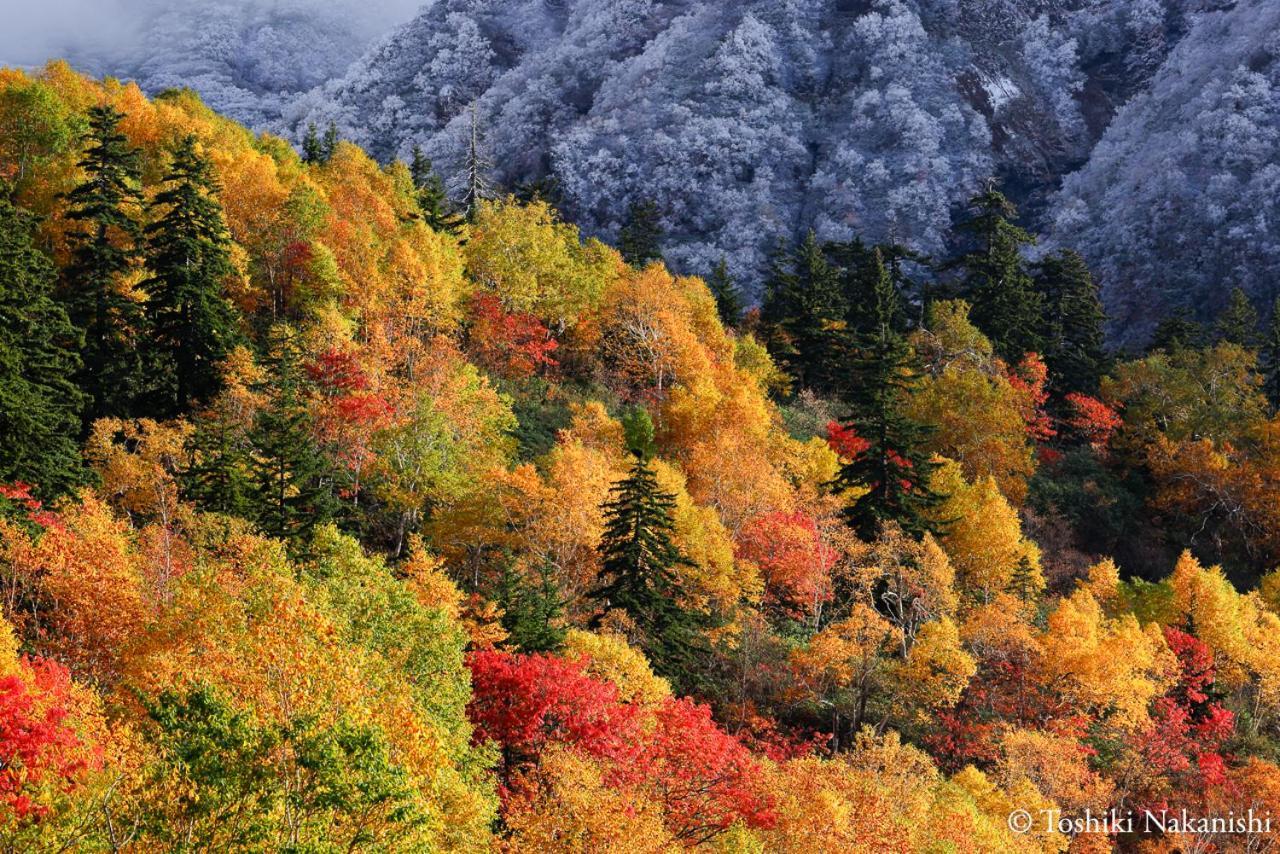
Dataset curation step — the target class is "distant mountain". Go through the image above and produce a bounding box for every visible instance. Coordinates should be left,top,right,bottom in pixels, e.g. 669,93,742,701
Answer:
65,0,423,128
61,0,1279,343
1046,0,1280,345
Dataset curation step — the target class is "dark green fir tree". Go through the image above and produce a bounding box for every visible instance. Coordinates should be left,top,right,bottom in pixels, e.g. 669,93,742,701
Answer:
301,123,323,165
182,403,254,519
832,251,944,542
619,199,664,267
61,104,144,424
1034,249,1108,394
142,135,242,416
827,238,918,338
498,559,567,654
0,196,86,498
760,231,847,393
949,183,1043,363
591,409,708,687
321,122,339,162
706,258,743,328
1262,297,1280,409
408,146,463,236
248,326,340,548
1148,309,1203,354
1215,287,1259,348
1008,554,1039,606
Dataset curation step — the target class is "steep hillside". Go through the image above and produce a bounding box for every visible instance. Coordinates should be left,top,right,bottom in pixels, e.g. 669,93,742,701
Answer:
7,59,1280,853
287,0,1202,296
1048,0,1280,344
50,0,424,128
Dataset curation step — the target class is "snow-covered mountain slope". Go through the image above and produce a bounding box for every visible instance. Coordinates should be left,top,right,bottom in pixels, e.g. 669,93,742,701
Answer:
1047,0,1280,344
58,0,424,129
291,0,1263,324
52,0,1277,340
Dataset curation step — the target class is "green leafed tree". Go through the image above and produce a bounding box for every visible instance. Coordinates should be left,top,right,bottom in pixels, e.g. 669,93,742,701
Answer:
760,231,848,393
248,325,340,548
950,184,1044,363
619,198,664,267
142,134,242,416
0,196,86,498
61,104,145,424
832,250,944,542
143,685,279,851
592,409,708,687
1035,249,1108,394
409,145,463,236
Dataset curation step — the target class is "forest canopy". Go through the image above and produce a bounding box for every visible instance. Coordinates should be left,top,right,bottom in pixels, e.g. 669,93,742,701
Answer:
1,62,1280,852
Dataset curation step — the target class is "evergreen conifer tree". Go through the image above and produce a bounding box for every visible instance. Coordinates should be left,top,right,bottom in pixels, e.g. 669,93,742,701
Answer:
513,175,562,207
1148,309,1203,354
62,104,144,424
408,146,463,235
301,123,323,165
828,238,918,338
760,231,847,393
248,326,340,548
1262,298,1280,409
592,410,708,686
1008,555,1038,605
1035,249,1108,394
707,258,742,328
950,184,1043,363
0,196,86,498
142,135,241,415
498,560,566,653
182,407,254,519
1215,287,1259,348
832,251,944,542
619,199,664,267
321,123,339,162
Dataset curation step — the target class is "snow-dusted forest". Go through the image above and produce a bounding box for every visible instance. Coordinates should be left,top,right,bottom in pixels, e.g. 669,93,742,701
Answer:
53,0,1280,345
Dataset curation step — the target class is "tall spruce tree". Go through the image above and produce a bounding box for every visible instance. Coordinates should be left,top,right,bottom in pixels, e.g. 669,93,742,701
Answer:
1035,249,1108,394
248,326,340,548
832,251,944,541
1262,297,1280,409
591,410,707,686
301,123,323,164
619,199,664,267
408,146,463,235
182,405,254,519
142,135,241,415
62,104,144,424
1215,287,1260,348
828,238,917,338
950,184,1044,363
0,196,86,498
498,560,567,654
706,258,742,327
1148,309,1203,354
760,231,847,393
321,123,339,162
